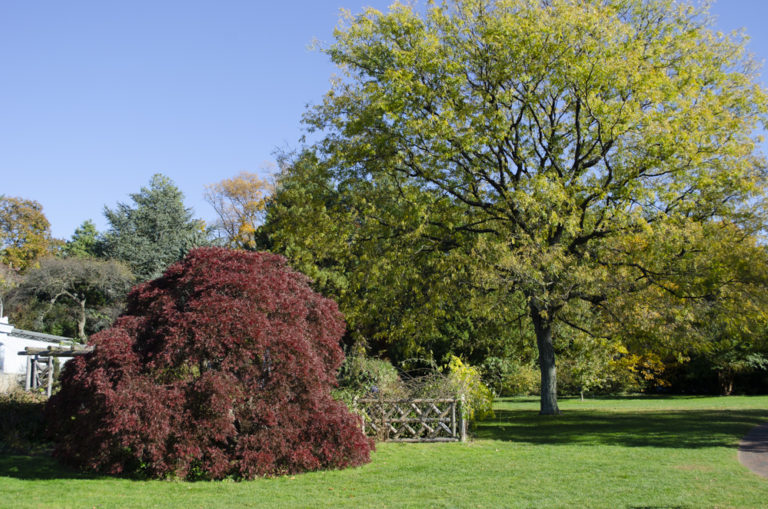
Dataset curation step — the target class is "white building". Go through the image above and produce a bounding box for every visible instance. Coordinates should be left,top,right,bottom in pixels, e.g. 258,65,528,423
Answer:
0,316,75,392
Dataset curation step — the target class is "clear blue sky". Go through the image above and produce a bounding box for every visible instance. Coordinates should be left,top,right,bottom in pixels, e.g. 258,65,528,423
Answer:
1,0,767,240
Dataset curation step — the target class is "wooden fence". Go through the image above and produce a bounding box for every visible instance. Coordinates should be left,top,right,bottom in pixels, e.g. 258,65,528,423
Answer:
355,397,466,442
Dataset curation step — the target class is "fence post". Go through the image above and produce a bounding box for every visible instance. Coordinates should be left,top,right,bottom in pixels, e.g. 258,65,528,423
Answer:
354,396,365,434
46,356,54,397
459,394,467,442
451,399,457,438
381,400,388,441
25,355,32,391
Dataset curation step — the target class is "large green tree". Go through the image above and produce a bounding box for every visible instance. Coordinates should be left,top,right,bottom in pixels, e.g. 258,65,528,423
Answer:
305,0,767,413
102,174,208,281
62,220,101,258
263,151,526,367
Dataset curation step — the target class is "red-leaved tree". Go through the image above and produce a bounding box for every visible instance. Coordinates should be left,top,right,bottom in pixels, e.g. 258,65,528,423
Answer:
46,247,372,479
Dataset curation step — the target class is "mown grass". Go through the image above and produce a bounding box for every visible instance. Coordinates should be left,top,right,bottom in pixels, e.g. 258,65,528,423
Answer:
2,395,767,508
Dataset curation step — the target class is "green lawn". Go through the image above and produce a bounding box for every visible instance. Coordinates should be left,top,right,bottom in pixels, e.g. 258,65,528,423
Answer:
2,395,767,508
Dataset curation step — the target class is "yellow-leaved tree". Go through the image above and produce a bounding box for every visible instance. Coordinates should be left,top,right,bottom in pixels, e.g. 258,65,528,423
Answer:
205,172,273,249
301,0,767,414
0,196,55,272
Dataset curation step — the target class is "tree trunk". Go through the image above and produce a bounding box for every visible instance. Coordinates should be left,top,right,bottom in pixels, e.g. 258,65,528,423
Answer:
77,298,87,342
531,306,560,415
718,370,734,396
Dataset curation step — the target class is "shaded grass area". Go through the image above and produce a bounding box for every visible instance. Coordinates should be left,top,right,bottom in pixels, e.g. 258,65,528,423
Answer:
2,396,768,508
480,404,768,449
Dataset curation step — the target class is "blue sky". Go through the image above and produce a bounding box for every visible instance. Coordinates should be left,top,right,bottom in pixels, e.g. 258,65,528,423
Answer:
1,0,767,240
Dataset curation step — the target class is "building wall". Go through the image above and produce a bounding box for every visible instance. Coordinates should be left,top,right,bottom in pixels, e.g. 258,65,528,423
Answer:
0,335,71,374
0,317,73,375
0,373,21,392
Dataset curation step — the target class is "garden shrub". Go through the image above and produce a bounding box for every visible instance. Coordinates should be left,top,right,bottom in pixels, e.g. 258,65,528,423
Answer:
335,353,494,428
0,390,48,454
481,357,540,396
46,248,372,480
335,353,407,406
447,356,494,424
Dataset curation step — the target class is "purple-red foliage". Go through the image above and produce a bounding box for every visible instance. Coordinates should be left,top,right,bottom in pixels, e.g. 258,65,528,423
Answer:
46,248,372,479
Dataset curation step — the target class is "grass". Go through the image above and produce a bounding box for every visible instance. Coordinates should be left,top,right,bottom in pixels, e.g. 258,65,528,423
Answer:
2,395,768,508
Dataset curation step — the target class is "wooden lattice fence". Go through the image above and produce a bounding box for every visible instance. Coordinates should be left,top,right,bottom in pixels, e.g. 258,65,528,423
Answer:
355,398,467,442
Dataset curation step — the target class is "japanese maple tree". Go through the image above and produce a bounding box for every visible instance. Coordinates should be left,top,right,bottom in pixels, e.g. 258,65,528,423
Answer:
46,247,372,479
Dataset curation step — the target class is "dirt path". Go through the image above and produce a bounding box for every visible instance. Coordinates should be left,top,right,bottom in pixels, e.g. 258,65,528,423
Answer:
739,422,768,479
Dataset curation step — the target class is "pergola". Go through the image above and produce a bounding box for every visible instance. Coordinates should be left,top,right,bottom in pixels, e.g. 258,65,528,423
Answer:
18,345,93,396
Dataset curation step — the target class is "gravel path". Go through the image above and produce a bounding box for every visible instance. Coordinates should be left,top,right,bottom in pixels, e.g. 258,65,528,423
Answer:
739,422,768,479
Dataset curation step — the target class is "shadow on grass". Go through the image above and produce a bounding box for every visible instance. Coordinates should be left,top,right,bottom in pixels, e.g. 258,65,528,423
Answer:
476,408,768,449
3,406,767,481
0,454,99,481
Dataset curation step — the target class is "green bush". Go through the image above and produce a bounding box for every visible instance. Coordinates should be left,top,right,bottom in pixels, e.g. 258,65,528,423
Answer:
0,390,48,454
336,354,407,405
481,357,540,396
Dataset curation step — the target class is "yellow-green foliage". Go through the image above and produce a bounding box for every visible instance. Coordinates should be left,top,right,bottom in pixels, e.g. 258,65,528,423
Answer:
448,356,494,423
481,357,540,396
501,362,540,396
307,0,768,414
608,348,670,392
338,354,407,398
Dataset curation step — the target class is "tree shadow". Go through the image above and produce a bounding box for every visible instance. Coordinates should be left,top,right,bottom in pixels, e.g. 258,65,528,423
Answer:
476,408,768,449
4,406,767,480
0,454,100,481
626,506,689,509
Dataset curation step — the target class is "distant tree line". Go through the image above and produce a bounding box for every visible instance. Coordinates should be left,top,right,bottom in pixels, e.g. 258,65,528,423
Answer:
0,174,209,341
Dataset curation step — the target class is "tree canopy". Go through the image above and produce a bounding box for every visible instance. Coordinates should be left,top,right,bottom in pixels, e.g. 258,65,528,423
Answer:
298,0,768,413
601,220,768,394
102,174,208,281
263,151,526,367
0,196,55,272
205,171,272,249
62,220,101,259
11,257,133,341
